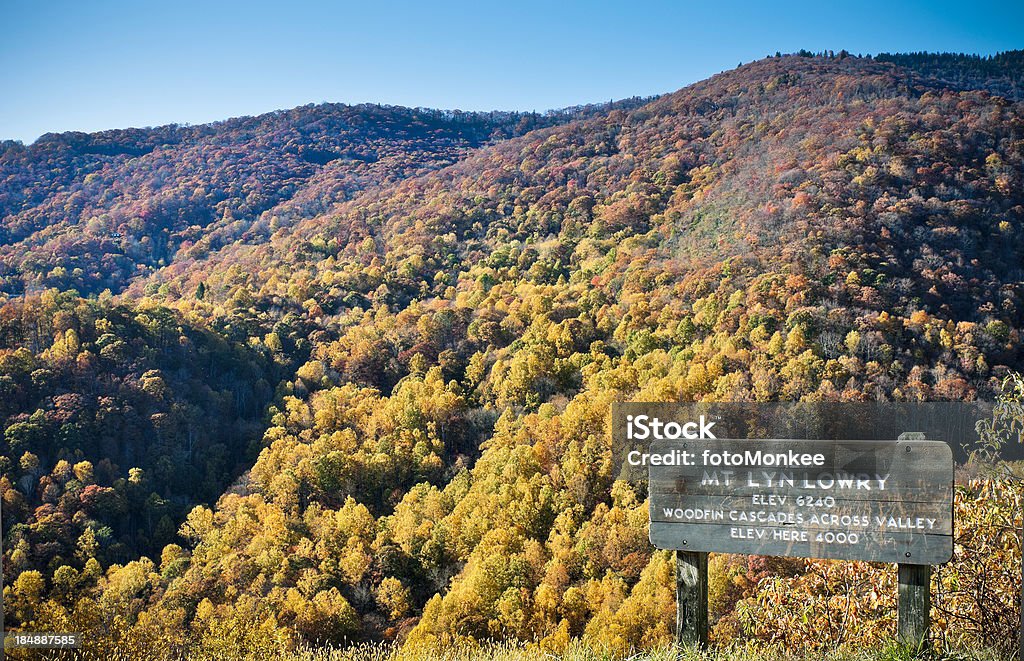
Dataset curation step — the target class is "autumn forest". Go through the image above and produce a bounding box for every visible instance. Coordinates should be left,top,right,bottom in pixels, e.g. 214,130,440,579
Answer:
1,50,1023,659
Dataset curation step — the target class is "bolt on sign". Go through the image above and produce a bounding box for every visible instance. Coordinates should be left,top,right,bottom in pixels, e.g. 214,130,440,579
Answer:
624,425,954,564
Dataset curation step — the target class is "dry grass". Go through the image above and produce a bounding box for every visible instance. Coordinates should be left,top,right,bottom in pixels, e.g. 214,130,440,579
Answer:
23,640,1009,661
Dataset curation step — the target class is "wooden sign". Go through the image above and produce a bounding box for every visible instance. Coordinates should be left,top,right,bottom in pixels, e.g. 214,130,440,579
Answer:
646,438,954,564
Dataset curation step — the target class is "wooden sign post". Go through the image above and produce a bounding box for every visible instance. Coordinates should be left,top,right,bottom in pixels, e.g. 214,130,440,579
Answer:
675,550,708,647
895,432,931,650
640,436,953,649
898,563,930,648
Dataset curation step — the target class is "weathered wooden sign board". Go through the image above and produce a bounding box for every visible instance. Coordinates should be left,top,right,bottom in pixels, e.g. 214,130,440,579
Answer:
646,438,954,564
611,401,963,649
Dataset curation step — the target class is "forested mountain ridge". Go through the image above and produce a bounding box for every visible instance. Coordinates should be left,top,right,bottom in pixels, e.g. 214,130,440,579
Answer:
2,50,1022,303
0,100,650,297
1,52,1023,658
143,53,1024,347
874,49,1024,100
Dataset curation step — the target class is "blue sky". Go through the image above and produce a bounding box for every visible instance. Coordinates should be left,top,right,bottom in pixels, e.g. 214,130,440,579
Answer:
1,0,1022,144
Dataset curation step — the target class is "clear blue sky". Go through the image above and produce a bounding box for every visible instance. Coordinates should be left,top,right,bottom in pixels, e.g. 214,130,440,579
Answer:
2,0,1022,144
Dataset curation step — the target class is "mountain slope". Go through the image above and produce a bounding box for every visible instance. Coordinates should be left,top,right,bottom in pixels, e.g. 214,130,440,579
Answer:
62,53,1019,652
147,53,1024,353
0,100,650,297
0,291,285,576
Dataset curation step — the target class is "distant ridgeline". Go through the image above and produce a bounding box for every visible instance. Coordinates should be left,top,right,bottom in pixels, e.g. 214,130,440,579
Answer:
873,50,1024,100
0,97,656,298
769,50,1024,100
